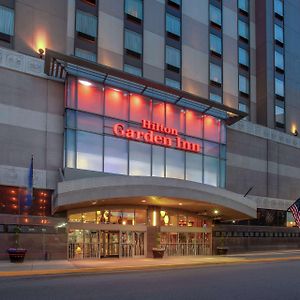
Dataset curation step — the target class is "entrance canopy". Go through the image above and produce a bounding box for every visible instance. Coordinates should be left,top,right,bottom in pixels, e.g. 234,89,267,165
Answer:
44,49,247,125
55,175,257,221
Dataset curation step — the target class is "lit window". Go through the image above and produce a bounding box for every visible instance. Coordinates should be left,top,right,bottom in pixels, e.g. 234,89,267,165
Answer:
239,74,249,94
238,0,249,13
125,0,143,20
124,64,142,76
274,0,283,17
275,78,284,97
238,47,249,67
75,48,97,62
166,46,181,69
210,34,222,55
125,29,142,54
274,51,284,70
210,63,222,84
209,92,222,103
165,78,180,89
274,24,283,43
238,20,249,40
275,101,285,125
76,10,97,39
0,5,14,36
166,14,181,37
210,5,222,26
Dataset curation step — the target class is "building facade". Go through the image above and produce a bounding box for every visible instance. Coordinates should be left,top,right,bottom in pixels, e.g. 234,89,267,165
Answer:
0,0,300,260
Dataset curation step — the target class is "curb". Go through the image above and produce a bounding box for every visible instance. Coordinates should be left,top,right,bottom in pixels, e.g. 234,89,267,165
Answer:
0,256,299,278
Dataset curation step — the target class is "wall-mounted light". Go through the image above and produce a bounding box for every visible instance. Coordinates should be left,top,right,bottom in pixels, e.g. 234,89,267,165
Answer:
152,210,157,226
292,129,298,137
38,48,44,59
78,79,92,87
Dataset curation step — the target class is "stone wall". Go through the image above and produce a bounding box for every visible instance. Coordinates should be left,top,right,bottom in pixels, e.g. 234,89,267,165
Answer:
213,225,300,254
0,233,67,260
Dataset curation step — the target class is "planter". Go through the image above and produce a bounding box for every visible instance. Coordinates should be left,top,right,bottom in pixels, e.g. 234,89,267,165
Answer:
152,248,165,259
7,248,27,263
216,247,229,255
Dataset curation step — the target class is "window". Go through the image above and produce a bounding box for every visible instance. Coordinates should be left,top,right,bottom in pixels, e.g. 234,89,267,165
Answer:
238,102,249,113
238,0,249,13
0,5,14,36
76,10,97,39
275,101,285,125
77,131,103,171
238,20,249,40
274,0,283,17
125,29,142,55
165,78,180,89
209,92,222,103
210,5,222,27
275,78,284,97
186,153,202,183
239,74,249,94
274,24,283,44
166,14,181,37
210,63,222,84
124,64,142,76
275,51,284,70
166,148,184,179
204,156,218,186
238,47,249,67
210,34,222,55
152,146,165,177
166,46,181,69
75,48,97,62
129,141,151,176
125,0,143,20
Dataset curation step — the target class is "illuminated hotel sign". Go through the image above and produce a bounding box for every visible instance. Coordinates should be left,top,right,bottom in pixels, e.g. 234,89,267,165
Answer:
113,120,201,153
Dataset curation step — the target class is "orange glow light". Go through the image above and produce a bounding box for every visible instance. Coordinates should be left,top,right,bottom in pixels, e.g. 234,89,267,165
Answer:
35,29,47,56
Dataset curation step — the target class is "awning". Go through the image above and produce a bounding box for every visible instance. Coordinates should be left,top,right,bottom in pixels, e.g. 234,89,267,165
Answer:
44,49,247,125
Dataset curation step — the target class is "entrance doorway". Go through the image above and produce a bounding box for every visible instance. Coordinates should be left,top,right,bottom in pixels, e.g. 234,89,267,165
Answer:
68,229,145,259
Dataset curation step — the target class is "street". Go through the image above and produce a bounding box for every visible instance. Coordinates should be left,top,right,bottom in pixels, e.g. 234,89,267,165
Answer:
0,260,299,300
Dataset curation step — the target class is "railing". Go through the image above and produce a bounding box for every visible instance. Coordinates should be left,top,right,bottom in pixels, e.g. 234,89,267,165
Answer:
163,243,211,256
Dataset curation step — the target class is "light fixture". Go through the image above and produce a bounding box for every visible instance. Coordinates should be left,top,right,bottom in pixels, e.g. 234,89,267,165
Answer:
122,220,126,225
213,209,219,215
38,48,44,59
163,215,169,225
292,129,298,136
178,202,183,206
91,201,97,205
78,79,92,87
160,210,166,217
141,199,147,203
232,220,236,224
152,210,157,226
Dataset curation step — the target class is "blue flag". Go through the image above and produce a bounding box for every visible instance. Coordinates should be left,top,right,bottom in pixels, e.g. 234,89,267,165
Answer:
26,155,33,207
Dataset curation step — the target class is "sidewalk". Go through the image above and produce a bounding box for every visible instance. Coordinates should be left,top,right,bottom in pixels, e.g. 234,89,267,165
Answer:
1,250,300,277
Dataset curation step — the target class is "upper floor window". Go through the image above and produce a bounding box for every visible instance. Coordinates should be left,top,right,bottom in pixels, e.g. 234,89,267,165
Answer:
125,0,143,20
75,48,97,62
166,46,181,70
239,74,249,94
238,0,249,13
275,100,285,126
210,34,222,55
238,20,249,40
124,64,142,76
165,78,180,89
209,5,222,27
209,92,222,103
274,0,283,17
238,102,249,114
210,63,222,84
166,14,181,37
275,78,284,97
238,47,249,67
125,29,142,55
76,10,97,40
0,5,14,36
275,51,284,70
274,24,284,44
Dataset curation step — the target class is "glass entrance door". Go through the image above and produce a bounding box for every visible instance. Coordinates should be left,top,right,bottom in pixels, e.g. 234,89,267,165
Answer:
100,231,119,258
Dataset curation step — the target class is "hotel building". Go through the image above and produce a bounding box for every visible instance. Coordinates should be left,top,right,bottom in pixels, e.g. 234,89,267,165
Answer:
0,0,300,260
